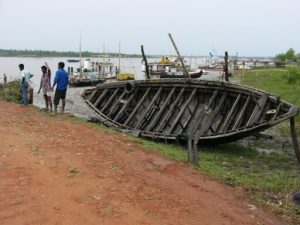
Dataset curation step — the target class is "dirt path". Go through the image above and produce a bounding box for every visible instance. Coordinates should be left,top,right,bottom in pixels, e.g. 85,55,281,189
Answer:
0,101,286,225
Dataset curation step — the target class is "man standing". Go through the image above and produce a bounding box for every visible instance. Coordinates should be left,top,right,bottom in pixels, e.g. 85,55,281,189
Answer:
3,74,7,86
52,62,69,115
18,64,33,106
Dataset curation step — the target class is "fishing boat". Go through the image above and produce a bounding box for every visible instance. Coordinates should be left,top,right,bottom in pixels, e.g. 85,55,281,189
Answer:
82,79,298,143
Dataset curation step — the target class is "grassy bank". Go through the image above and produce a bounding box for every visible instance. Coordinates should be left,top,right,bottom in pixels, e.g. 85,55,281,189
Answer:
0,80,21,103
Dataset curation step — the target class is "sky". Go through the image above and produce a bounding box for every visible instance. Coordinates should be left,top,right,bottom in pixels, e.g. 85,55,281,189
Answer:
0,0,299,56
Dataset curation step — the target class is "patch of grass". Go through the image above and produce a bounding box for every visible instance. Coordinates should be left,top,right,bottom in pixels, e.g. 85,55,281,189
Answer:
67,167,79,178
0,80,22,103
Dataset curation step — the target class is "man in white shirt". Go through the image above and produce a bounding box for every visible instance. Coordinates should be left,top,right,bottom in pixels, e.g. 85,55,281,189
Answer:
18,64,33,106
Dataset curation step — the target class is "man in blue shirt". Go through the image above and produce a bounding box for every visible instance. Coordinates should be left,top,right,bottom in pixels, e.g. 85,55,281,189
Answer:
52,62,69,115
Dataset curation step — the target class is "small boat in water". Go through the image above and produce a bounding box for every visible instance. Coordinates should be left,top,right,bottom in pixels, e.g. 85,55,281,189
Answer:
67,59,80,63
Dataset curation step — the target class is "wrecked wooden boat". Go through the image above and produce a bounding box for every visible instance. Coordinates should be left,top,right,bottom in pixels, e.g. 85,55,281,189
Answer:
82,79,299,146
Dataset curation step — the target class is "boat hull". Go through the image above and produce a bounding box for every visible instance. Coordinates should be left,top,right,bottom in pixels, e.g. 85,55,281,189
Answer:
81,79,298,144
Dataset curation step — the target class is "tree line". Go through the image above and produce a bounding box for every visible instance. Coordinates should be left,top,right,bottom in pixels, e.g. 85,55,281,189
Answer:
275,48,300,63
0,49,146,58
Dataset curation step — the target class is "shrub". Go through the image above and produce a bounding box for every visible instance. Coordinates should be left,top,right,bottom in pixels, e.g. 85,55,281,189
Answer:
0,80,22,103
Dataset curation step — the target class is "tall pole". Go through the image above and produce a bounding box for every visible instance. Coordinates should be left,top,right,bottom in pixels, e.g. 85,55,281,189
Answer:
79,35,82,77
224,51,229,82
118,41,121,75
141,45,150,80
168,33,190,79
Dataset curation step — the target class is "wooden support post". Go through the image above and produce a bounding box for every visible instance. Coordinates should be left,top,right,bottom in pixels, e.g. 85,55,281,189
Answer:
141,45,150,80
224,51,229,82
187,138,199,166
290,117,300,163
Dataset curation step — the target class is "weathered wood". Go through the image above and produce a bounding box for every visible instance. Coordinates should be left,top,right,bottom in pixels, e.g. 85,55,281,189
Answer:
168,33,190,78
145,87,176,132
94,89,109,107
124,87,151,126
246,94,269,126
155,87,186,132
232,96,251,129
271,102,282,121
87,89,98,101
187,138,199,166
197,93,227,136
107,89,127,118
167,88,197,134
100,88,119,112
141,45,150,80
290,117,300,163
219,94,241,133
224,51,229,82
113,88,139,122
134,87,163,129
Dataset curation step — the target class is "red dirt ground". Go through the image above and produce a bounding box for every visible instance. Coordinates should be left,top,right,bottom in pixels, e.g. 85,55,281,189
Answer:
0,100,286,225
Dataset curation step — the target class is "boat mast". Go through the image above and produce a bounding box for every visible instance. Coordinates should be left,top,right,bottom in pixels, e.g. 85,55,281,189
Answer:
168,33,190,79
79,35,82,77
118,41,121,75
141,45,150,80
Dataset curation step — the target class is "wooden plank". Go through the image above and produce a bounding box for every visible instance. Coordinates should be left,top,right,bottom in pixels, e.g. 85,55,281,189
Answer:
167,88,197,134
94,89,109,107
196,93,227,136
124,87,151,126
246,94,269,126
87,89,98,101
134,87,163,129
145,87,176,132
232,95,251,129
219,94,241,133
100,88,119,112
107,90,127,118
113,87,139,122
271,102,282,121
155,87,186,132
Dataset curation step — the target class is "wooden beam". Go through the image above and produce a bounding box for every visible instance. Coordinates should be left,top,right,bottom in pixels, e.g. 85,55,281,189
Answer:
197,93,227,136
246,94,269,126
145,87,176,132
113,88,139,122
271,102,282,121
93,89,108,107
155,87,186,132
290,117,300,163
232,95,251,129
219,94,241,133
100,88,119,112
124,87,151,126
107,90,127,118
167,88,197,134
134,87,163,129
87,89,98,101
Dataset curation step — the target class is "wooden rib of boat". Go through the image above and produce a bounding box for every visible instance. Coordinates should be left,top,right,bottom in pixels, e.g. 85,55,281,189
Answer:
81,79,298,145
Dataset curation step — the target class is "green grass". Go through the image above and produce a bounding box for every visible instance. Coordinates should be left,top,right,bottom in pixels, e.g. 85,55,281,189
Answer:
0,80,22,103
